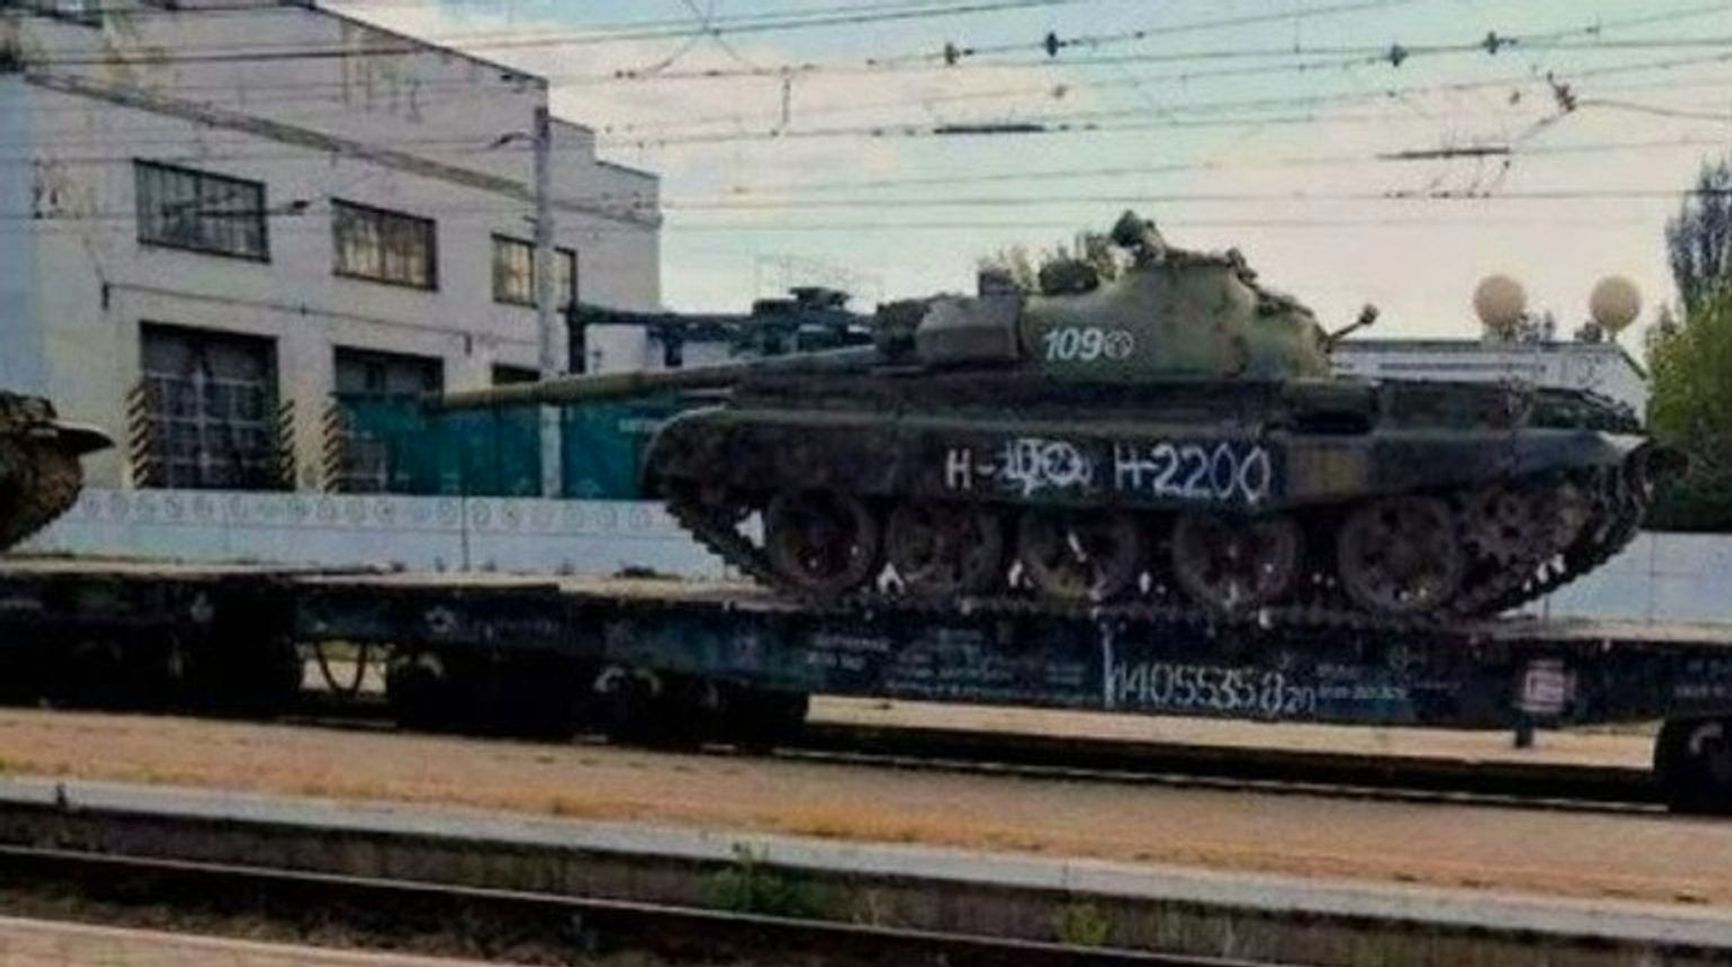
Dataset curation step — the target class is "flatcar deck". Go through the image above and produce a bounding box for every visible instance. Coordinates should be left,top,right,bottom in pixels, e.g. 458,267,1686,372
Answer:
7,554,1732,810
3,555,1729,726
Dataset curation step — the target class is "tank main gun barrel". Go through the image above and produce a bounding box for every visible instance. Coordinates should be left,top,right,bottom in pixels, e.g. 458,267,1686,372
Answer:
433,346,882,412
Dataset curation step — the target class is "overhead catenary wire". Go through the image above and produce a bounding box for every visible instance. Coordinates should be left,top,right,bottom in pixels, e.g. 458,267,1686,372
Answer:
17,0,1105,65
36,0,1687,84
9,184,1731,226
12,0,1726,129
3,1,1718,261
8,41,1710,147
880,0,1732,67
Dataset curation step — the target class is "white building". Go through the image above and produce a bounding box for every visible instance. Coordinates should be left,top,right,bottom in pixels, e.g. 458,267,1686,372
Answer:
1331,339,1649,415
0,0,661,491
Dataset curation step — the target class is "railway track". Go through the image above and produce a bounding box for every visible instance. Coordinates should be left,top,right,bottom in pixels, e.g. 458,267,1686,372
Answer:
0,843,1260,967
783,720,1661,815
275,699,1662,816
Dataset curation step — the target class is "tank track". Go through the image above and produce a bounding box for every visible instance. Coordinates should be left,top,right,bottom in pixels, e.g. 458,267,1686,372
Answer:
667,462,1646,633
1479,465,1648,616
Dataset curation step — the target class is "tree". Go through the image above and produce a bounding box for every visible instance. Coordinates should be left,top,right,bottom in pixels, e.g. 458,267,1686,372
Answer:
1645,288,1732,531
980,230,1125,294
1665,160,1732,314
979,244,1040,293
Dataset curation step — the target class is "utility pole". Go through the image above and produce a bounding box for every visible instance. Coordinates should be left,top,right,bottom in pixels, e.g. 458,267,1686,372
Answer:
533,105,562,499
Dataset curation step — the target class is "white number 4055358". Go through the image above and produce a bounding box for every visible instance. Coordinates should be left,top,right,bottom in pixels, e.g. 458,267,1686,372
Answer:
1043,326,1134,362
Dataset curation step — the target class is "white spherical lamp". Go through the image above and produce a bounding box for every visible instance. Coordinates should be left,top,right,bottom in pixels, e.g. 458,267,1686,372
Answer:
1473,274,1527,339
1588,276,1641,336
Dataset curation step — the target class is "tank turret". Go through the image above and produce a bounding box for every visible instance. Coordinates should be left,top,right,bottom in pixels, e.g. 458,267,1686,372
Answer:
439,211,1332,412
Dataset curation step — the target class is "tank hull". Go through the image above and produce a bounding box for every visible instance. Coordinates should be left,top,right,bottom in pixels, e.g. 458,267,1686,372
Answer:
644,373,1661,625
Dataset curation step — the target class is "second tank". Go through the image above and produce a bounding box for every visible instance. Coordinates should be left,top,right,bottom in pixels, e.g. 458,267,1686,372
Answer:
0,392,113,554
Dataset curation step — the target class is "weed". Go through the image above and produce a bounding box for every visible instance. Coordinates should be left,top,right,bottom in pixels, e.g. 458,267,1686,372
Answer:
848,888,899,928
1053,902,1113,947
706,843,823,918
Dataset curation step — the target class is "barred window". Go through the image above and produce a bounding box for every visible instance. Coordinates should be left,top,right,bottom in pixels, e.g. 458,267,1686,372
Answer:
493,235,576,308
138,324,281,491
135,161,269,260
333,200,437,289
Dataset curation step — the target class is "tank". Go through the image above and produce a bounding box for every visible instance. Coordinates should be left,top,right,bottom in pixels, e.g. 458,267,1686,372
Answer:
0,392,112,553
440,212,1674,626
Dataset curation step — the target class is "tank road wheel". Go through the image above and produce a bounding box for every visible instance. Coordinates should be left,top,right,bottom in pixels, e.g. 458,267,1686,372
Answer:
884,502,1005,597
764,490,882,596
1016,509,1143,603
1464,486,1550,566
1335,497,1466,617
1170,513,1302,616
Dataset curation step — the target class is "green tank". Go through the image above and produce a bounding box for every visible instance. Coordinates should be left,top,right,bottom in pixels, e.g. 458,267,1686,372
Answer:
0,392,112,553
440,212,1673,625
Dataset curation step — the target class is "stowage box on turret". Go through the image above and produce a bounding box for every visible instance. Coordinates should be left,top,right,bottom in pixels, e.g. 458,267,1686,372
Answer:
0,393,112,554
440,212,1675,626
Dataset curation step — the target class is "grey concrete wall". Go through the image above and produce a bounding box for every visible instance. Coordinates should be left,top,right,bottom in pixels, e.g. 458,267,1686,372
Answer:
1531,531,1732,625
0,78,46,395
25,485,1732,627
26,489,725,578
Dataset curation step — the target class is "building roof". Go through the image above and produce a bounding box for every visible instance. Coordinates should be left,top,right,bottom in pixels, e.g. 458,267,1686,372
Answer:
305,2,544,88
1334,337,1646,376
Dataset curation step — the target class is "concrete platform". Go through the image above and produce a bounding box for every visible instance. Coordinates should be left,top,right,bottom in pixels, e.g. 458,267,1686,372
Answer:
0,775,1728,965
0,915,508,967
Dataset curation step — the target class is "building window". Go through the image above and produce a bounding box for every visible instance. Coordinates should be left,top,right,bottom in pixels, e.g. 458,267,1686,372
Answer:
137,324,282,491
492,364,539,386
492,235,576,308
333,347,444,397
333,200,437,289
134,161,269,260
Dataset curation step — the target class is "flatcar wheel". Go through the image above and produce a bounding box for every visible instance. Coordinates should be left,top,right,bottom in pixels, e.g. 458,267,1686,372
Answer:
885,502,1005,597
764,490,882,596
1655,717,1732,815
1170,513,1302,615
1335,497,1466,616
1016,509,1142,603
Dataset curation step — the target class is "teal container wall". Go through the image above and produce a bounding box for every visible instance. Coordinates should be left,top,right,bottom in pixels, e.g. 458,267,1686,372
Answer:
560,396,689,499
334,395,689,498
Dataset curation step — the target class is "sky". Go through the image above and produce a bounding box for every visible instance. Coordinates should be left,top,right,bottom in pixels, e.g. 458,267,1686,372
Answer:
326,0,1732,343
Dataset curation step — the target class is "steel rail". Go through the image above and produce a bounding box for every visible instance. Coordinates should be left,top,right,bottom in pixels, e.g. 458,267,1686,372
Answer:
779,721,1662,814
0,843,1266,967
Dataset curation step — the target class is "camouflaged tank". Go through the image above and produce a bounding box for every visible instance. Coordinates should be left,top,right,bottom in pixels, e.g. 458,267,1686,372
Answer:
0,393,112,553
441,212,1674,626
